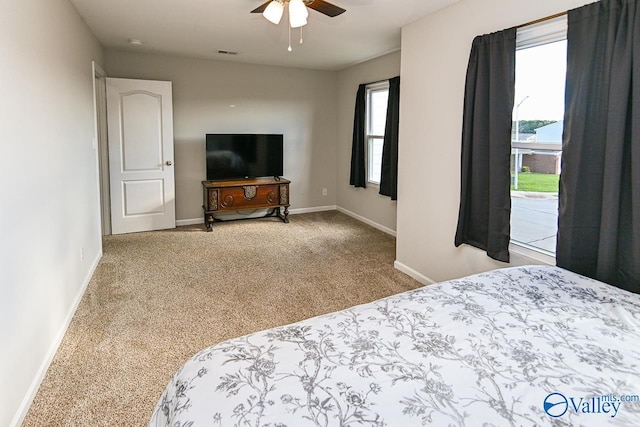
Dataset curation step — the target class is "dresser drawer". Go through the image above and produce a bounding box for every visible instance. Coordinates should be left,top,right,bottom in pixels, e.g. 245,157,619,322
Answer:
217,184,279,210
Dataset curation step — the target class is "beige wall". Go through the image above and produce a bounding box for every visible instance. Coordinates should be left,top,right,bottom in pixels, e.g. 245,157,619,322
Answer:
105,50,338,221
0,1,104,425
396,0,595,283
336,52,401,232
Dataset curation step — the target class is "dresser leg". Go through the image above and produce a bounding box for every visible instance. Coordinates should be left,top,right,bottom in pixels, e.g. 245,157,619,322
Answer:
205,214,215,231
283,206,289,223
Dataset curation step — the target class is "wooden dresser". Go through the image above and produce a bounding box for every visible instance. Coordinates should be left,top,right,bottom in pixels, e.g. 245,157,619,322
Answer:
202,177,290,231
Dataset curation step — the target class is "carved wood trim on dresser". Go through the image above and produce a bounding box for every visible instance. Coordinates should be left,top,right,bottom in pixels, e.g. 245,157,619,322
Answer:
202,177,290,231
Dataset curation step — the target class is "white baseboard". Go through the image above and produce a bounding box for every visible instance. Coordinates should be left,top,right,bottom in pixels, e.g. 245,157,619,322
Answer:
10,250,102,427
289,205,337,215
176,218,203,226
176,206,395,240
175,206,338,227
335,206,396,237
393,260,436,285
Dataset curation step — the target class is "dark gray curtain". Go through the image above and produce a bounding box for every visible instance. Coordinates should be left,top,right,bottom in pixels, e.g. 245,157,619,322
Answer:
454,29,516,263
379,76,400,200
350,84,367,188
557,0,640,293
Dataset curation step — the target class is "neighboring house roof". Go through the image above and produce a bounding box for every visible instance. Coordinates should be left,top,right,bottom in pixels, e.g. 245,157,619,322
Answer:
535,120,564,143
513,132,535,142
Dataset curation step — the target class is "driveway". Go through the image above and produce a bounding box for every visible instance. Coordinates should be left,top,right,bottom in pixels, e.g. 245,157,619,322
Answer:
511,195,558,253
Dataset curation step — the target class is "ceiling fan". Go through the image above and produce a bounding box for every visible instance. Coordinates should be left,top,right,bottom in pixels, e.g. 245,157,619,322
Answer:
251,0,346,23
252,0,345,51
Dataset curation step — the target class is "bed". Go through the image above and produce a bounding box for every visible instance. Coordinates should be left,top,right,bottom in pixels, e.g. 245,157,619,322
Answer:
149,266,640,426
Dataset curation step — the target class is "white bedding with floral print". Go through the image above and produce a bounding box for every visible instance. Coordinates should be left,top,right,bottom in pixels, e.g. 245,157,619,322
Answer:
149,266,640,426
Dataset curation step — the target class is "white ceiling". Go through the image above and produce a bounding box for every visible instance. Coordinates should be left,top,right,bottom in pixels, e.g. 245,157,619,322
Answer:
69,0,459,71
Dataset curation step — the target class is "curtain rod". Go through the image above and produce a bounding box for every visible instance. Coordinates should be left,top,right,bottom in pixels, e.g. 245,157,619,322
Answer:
517,11,567,28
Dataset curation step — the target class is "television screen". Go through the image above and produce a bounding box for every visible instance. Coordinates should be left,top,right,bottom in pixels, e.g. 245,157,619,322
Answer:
205,134,283,181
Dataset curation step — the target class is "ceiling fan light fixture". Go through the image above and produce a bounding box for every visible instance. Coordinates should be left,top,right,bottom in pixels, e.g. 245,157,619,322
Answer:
263,0,284,25
288,0,308,28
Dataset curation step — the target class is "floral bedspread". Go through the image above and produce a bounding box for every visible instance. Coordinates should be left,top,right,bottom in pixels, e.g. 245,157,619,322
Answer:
149,266,640,426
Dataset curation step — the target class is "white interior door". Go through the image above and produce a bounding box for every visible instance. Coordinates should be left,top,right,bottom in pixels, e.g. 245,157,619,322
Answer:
106,78,175,234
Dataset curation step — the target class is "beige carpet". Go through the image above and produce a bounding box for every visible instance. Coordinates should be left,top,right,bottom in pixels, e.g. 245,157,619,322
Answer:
22,211,422,426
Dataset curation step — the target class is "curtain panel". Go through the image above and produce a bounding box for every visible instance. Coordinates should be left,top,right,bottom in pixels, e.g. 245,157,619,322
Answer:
454,28,516,263
379,76,401,200
557,0,640,292
349,84,367,188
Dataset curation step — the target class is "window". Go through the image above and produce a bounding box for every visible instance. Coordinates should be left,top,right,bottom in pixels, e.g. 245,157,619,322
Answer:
365,81,389,185
510,17,567,256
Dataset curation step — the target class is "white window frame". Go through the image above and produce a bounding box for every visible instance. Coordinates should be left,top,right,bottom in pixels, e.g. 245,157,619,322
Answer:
510,15,567,263
365,81,389,186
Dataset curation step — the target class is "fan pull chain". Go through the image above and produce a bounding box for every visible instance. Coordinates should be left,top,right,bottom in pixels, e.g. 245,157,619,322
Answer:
288,10,292,51
300,26,304,44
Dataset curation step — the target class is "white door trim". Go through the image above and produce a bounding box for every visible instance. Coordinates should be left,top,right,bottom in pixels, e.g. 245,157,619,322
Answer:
92,61,110,235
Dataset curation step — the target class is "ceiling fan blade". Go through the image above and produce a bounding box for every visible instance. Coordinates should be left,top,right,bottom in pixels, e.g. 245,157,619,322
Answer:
305,0,346,17
251,0,271,13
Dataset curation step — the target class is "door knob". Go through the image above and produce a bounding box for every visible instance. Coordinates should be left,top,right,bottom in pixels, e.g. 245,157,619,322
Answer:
166,160,172,166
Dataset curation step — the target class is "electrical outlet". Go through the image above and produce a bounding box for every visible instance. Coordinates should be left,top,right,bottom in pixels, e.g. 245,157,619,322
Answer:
80,247,84,262
322,188,328,196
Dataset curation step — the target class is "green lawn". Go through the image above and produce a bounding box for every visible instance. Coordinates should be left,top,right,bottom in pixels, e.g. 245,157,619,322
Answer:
511,172,559,193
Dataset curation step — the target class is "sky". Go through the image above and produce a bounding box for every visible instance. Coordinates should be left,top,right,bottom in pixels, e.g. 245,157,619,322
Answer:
513,40,567,121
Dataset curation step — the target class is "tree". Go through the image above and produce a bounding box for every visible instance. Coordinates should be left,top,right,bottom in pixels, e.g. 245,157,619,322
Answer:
513,120,557,134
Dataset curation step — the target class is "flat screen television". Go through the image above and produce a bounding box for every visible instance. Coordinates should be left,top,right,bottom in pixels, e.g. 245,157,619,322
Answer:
205,134,283,181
